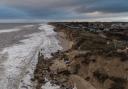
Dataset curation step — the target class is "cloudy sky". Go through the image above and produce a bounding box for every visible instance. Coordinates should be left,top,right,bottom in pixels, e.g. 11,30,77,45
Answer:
0,0,128,22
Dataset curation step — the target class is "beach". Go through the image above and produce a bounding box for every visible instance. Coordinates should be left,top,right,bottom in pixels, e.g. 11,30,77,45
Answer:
0,22,128,89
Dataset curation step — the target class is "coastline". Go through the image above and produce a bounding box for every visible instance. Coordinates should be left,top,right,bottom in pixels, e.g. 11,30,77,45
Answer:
32,26,72,89
33,22,128,89
37,23,128,89
18,24,63,89
0,22,127,89
56,31,72,51
33,23,96,89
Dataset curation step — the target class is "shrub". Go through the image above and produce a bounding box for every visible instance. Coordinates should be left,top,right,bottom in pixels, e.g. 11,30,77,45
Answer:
93,70,109,83
109,77,126,89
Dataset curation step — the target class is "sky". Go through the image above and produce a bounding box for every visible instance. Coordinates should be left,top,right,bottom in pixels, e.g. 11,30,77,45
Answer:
0,0,128,22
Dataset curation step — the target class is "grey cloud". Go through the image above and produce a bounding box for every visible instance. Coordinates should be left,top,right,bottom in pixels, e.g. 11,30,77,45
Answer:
75,0,128,13
0,0,128,20
2,0,79,8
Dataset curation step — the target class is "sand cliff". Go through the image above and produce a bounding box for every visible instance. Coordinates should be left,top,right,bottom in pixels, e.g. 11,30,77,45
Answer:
33,22,128,89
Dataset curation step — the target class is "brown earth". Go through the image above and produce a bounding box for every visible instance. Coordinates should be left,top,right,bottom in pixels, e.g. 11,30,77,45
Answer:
33,22,128,89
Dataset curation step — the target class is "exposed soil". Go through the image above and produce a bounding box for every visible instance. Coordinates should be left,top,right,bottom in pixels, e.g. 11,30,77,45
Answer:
33,22,128,89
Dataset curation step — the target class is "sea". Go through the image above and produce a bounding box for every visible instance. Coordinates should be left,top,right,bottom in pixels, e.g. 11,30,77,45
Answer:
0,23,62,89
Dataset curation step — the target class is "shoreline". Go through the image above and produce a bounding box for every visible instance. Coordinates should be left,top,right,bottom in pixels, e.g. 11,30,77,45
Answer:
33,24,96,89
33,22,128,89
18,24,63,89
33,28,73,89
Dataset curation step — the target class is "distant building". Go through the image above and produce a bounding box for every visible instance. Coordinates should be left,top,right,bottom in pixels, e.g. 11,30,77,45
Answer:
103,28,110,32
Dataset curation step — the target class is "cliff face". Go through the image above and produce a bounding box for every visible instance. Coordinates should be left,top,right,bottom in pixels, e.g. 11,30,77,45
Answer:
50,22,128,89
34,22,128,89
